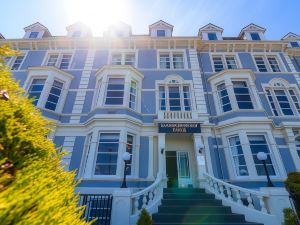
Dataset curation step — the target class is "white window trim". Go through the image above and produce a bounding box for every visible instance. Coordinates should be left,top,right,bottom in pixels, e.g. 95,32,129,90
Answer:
210,53,241,73
155,74,196,113
222,129,286,181
108,50,138,68
42,51,75,70
252,53,286,73
93,66,144,113
23,67,73,113
262,78,300,117
209,70,262,115
9,51,28,71
80,126,140,180
157,49,188,70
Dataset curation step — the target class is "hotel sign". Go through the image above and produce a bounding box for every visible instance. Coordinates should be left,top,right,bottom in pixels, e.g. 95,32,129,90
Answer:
158,123,201,133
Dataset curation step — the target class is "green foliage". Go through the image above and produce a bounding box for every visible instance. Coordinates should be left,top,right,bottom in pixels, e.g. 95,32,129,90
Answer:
0,44,90,224
283,208,298,225
285,172,300,216
137,208,152,225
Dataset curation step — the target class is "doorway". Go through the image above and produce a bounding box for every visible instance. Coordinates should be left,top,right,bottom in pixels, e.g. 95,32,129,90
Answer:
166,151,192,188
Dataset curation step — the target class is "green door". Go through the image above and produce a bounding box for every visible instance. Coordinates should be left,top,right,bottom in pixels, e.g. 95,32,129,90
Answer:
166,151,178,188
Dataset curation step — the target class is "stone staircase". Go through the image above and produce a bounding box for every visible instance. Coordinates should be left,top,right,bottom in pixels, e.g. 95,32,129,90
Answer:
152,188,264,225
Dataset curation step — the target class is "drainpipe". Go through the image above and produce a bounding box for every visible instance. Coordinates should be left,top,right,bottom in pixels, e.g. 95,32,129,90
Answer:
198,52,225,179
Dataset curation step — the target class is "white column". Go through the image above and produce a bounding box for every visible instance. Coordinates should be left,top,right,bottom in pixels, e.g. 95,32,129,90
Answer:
203,133,214,175
158,133,166,178
147,136,154,180
193,134,206,187
111,189,132,225
285,128,300,171
83,131,98,179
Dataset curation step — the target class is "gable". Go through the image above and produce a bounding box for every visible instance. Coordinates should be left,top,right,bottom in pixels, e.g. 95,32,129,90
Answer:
281,32,300,40
149,20,173,30
199,23,223,32
239,23,266,37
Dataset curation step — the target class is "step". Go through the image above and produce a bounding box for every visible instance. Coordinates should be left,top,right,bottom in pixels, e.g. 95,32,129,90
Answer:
158,205,232,214
163,193,215,200
152,214,246,223
161,199,222,206
164,188,206,194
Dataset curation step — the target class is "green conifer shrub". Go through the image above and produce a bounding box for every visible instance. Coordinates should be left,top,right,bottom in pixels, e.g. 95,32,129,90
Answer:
0,44,90,224
136,208,152,225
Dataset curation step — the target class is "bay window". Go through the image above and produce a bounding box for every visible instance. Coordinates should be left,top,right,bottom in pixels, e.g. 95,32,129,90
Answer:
105,78,125,105
217,83,232,112
24,67,73,113
94,133,119,175
129,80,137,110
94,66,143,112
28,79,46,105
216,80,254,113
226,133,278,179
126,135,134,175
228,136,249,176
232,81,254,109
45,80,64,111
248,135,275,176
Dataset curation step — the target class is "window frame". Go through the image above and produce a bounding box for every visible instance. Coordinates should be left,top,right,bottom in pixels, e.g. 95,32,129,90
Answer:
43,51,74,70
250,32,261,40
158,50,187,70
109,51,137,67
29,31,39,39
104,77,125,106
82,127,139,179
263,79,300,117
207,32,218,40
23,67,73,113
209,71,261,115
290,41,299,48
253,54,285,73
9,52,28,71
94,66,143,113
210,53,240,73
224,131,282,180
157,29,166,37
156,75,194,113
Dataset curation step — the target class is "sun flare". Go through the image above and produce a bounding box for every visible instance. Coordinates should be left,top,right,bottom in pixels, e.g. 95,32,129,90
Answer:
65,0,131,35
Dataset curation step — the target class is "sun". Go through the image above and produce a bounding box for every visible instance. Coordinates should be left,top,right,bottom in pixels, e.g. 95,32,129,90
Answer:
65,0,131,35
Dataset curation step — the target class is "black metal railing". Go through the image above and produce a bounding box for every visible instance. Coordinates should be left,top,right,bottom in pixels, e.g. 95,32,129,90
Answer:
80,194,113,225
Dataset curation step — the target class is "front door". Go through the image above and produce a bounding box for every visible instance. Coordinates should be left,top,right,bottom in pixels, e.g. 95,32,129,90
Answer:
166,151,192,188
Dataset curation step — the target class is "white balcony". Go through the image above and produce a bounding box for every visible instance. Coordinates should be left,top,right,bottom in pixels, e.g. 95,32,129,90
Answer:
157,111,198,121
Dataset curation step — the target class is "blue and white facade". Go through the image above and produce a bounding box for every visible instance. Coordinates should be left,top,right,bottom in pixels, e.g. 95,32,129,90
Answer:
2,21,300,225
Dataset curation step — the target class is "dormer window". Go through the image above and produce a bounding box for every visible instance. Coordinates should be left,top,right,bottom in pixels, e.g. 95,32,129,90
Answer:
208,32,217,40
157,30,166,37
290,42,300,48
250,32,261,40
29,32,39,39
72,31,81,37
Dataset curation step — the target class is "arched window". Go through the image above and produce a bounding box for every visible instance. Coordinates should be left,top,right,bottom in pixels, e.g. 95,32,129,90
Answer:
264,78,300,116
157,75,193,111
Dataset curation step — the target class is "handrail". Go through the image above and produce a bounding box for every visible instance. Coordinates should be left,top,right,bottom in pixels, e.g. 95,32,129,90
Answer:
203,172,270,214
130,173,166,215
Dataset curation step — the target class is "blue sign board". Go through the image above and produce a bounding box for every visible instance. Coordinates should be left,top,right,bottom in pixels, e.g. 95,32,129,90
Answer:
158,123,201,133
